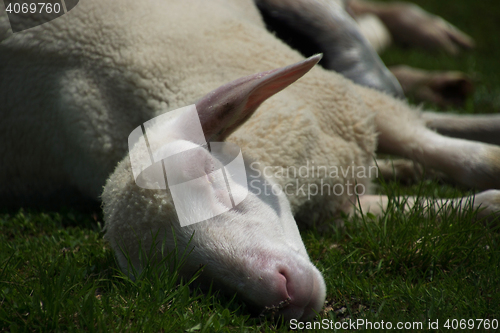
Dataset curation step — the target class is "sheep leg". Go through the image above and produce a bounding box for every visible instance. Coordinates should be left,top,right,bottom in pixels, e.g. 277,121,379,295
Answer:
347,0,475,55
376,159,448,184
389,66,474,108
349,191,500,223
422,112,500,147
375,109,500,190
254,0,404,97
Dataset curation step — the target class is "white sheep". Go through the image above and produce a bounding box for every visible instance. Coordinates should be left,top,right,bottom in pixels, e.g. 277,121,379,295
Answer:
1,0,499,321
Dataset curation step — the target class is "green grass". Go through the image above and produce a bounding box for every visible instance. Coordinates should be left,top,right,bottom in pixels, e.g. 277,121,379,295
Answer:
2,184,499,332
2,0,500,331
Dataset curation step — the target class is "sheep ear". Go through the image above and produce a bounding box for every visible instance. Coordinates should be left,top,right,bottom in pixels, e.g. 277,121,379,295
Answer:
195,54,322,141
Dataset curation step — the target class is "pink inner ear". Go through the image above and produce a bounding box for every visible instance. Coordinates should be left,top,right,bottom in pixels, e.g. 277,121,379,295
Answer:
196,55,322,141
245,55,323,111
245,71,304,111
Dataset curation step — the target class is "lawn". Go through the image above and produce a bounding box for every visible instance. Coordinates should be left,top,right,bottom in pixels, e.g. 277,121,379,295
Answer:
1,0,499,332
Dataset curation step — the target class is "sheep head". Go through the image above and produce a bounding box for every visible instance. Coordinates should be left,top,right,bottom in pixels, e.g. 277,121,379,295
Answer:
103,55,326,321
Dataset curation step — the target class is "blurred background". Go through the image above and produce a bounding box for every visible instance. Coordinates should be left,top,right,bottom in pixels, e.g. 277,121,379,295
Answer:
378,0,500,114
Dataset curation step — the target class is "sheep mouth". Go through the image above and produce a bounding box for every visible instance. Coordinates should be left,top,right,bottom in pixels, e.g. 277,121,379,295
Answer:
259,297,292,319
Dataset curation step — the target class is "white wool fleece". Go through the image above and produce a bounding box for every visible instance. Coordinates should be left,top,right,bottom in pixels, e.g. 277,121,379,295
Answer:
0,0,422,221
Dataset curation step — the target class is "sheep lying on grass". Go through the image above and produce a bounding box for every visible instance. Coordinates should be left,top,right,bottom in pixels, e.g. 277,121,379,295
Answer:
1,0,499,321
